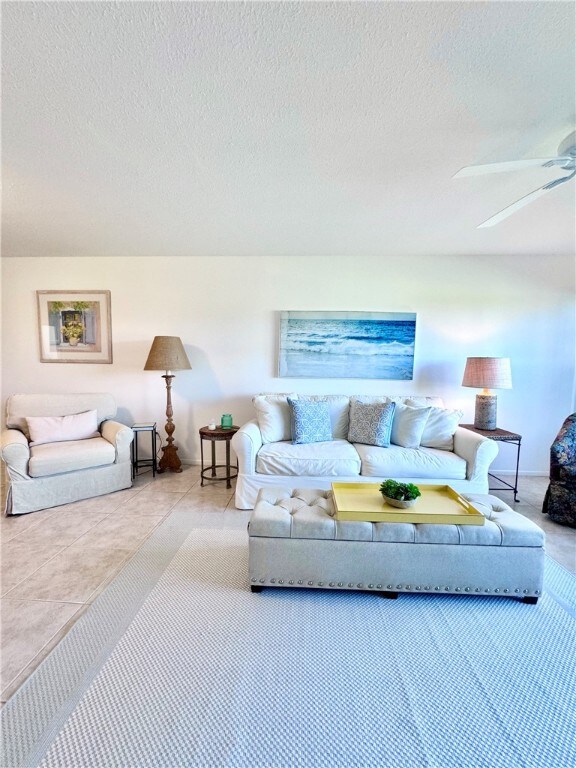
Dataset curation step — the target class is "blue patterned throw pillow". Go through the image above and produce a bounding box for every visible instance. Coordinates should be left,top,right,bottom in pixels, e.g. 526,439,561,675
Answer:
347,401,396,447
287,398,333,445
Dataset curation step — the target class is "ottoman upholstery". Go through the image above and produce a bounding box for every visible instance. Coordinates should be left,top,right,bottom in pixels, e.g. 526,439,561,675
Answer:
248,488,545,602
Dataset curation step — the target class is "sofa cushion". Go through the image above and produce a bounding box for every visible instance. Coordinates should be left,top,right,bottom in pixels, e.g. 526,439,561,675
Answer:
253,394,297,443
407,402,464,451
256,439,361,477
355,443,467,479
29,437,116,478
298,395,350,439
288,398,332,444
348,401,396,447
27,410,100,446
391,404,431,448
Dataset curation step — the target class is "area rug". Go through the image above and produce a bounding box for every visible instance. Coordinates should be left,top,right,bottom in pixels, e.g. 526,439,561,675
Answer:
1,507,575,768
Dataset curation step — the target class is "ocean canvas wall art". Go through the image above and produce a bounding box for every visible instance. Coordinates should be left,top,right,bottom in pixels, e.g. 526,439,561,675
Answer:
278,311,416,379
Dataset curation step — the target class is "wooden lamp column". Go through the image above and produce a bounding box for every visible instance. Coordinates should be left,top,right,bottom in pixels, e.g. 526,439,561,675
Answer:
144,336,191,473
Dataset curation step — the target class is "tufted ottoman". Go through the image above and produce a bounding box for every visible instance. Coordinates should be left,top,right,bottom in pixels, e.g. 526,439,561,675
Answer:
248,488,545,603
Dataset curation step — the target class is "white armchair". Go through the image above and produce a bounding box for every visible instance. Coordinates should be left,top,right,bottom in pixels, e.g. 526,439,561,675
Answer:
1,393,133,515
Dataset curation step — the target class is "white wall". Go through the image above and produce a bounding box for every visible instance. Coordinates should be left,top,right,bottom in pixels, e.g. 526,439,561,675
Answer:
2,255,574,475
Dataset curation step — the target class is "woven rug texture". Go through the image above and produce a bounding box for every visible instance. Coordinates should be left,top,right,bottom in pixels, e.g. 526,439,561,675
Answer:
1,511,575,768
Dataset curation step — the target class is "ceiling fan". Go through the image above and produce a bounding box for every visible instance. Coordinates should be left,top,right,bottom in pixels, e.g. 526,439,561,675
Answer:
454,131,576,228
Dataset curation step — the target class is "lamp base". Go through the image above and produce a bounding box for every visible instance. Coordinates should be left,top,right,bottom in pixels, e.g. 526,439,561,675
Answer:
158,444,183,473
474,394,497,431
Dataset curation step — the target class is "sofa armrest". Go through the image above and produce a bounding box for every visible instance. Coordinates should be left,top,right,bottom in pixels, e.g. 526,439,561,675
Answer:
101,420,134,463
231,420,263,476
453,426,499,485
1,429,31,479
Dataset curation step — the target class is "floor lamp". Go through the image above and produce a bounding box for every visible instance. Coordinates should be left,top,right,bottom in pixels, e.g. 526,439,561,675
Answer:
144,336,191,473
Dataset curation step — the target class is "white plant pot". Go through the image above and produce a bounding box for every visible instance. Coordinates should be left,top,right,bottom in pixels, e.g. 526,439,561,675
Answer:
383,496,417,509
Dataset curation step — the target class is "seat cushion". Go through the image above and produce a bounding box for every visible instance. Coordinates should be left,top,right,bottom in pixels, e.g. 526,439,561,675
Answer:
29,437,116,478
256,439,361,477
355,443,467,480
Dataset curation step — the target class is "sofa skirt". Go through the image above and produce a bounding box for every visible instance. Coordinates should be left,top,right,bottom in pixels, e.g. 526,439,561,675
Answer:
5,462,132,515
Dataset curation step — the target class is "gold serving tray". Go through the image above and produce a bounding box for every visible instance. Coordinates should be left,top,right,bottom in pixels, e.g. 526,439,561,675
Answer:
332,483,485,525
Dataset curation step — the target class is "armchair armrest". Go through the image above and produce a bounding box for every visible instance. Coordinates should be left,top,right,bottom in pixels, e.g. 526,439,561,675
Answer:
1,429,31,479
453,426,499,486
550,414,576,480
231,420,263,475
101,420,134,463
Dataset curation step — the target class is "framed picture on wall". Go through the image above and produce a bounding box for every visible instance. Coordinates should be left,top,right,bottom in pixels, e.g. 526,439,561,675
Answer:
278,311,416,379
37,290,113,363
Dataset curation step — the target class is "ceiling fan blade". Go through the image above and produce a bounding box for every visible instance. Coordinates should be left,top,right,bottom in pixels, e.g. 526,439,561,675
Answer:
453,158,566,178
477,170,575,228
477,188,549,227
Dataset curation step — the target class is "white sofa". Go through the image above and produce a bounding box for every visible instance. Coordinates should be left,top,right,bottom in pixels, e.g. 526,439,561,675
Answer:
232,394,499,509
1,393,133,515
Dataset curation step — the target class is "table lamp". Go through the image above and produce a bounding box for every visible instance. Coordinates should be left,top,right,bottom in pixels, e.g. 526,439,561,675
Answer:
144,336,191,473
462,357,512,430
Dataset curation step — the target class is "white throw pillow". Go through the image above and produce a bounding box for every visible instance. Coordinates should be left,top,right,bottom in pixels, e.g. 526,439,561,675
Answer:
26,410,100,446
252,394,297,443
416,406,463,451
391,403,431,448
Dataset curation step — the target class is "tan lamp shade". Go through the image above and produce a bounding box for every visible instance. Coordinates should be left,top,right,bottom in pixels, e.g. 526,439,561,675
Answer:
144,336,191,373
462,357,512,390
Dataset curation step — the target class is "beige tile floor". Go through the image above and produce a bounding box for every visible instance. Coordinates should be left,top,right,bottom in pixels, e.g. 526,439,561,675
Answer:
0,470,574,703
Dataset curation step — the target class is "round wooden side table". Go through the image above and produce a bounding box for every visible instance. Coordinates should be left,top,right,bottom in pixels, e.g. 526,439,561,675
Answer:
199,425,239,489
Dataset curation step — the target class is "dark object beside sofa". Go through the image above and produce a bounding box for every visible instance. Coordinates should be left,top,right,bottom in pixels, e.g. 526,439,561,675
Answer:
542,413,576,528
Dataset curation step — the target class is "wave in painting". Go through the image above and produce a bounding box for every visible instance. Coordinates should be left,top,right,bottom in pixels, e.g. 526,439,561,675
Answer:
279,315,416,379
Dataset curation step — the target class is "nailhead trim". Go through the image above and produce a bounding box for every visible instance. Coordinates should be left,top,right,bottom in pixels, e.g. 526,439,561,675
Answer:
253,578,535,598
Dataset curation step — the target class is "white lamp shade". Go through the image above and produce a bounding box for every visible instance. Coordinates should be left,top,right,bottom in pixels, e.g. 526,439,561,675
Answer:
462,357,512,390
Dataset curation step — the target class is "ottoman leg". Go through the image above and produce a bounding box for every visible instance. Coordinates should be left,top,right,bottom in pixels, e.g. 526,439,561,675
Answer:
521,596,538,604
377,591,399,600
251,585,263,593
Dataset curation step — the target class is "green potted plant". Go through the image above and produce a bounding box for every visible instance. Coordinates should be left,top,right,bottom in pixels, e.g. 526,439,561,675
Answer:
380,479,422,509
61,320,84,346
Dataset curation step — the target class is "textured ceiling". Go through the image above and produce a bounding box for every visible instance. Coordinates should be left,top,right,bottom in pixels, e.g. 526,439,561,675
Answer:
2,1,575,258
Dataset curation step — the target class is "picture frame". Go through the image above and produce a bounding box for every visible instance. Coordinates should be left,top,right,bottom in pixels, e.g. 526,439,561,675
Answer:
37,290,113,364
278,311,416,379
